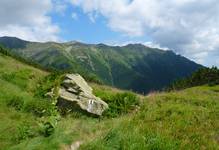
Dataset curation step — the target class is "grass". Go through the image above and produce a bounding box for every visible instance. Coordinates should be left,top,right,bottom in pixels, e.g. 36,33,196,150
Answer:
78,85,219,150
0,53,218,150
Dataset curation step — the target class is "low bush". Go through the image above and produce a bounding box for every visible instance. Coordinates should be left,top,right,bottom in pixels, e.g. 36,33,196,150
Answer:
97,92,140,118
34,72,61,98
38,121,55,137
38,115,59,137
15,121,36,142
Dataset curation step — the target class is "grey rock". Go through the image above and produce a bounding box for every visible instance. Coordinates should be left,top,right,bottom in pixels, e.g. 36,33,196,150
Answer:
57,74,108,116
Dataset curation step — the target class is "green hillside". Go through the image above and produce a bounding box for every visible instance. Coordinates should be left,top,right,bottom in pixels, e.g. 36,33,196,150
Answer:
0,36,203,93
0,52,218,149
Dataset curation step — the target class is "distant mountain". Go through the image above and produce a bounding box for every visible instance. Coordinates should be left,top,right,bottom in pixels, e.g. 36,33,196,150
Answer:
0,36,203,93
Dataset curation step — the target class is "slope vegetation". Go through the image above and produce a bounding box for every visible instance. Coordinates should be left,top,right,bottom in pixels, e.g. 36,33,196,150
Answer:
0,53,218,150
0,36,202,93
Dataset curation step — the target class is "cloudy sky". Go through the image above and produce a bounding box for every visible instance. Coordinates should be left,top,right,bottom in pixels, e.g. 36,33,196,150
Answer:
0,0,219,67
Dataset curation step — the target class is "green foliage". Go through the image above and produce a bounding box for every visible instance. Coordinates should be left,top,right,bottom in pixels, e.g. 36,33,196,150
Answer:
0,45,53,72
38,115,59,137
80,122,180,150
169,66,219,90
38,121,55,137
15,121,35,142
15,119,57,143
23,99,56,117
0,51,58,117
0,49,218,149
5,95,56,117
80,85,219,150
82,73,103,85
6,96,24,111
35,72,62,98
33,73,64,117
94,89,140,117
0,53,60,149
104,92,139,117
1,69,32,89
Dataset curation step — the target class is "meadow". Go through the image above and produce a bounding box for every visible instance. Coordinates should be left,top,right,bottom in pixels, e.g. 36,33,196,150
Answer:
0,53,218,150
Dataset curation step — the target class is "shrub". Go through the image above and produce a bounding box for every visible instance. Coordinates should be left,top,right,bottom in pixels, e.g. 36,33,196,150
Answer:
103,92,140,117
38,116,59,137
38,121,55,137
15,122,35,142
34,72,61,98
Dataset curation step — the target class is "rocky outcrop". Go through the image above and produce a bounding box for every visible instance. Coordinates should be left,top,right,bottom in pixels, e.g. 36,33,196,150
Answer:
57,74,108,116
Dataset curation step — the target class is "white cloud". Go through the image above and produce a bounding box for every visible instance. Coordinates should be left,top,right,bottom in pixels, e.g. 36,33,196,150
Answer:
70,0,219,66
53,0,68,15
143,42,169,51
108,40,169,51
0,0,60,42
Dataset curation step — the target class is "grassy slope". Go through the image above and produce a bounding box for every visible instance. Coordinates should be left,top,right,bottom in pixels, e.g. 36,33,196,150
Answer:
83,85,219,150
0,53,47,149
0,54,218,150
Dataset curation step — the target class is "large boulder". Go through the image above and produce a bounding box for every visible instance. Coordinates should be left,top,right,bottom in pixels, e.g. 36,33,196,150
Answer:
57,74,108,116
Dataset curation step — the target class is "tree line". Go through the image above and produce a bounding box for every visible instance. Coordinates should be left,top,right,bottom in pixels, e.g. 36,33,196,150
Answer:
168,66,219,90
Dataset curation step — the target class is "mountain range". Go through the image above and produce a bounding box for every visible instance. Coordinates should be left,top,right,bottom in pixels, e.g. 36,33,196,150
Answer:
0,36,203,93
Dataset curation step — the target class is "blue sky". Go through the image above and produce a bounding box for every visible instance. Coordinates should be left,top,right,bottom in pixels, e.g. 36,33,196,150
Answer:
50,6,115,43
0,0,219,67
50,4,151,45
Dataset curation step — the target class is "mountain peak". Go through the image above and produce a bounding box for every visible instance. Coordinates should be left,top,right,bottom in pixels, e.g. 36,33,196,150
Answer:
124,43,150,49
0,36,26,42
0,36,28,49
65,40,80,44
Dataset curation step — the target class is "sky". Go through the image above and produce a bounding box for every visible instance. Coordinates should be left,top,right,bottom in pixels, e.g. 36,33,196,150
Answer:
0,0,219,67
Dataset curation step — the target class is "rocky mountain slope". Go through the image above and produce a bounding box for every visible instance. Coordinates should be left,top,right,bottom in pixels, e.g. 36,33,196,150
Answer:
0,36,203,93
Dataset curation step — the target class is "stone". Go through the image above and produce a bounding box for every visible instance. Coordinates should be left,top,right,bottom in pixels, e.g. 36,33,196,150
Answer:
57,74,108,116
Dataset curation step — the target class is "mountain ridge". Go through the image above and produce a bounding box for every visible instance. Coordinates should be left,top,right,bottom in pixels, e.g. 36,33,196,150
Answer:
0,36,203,93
